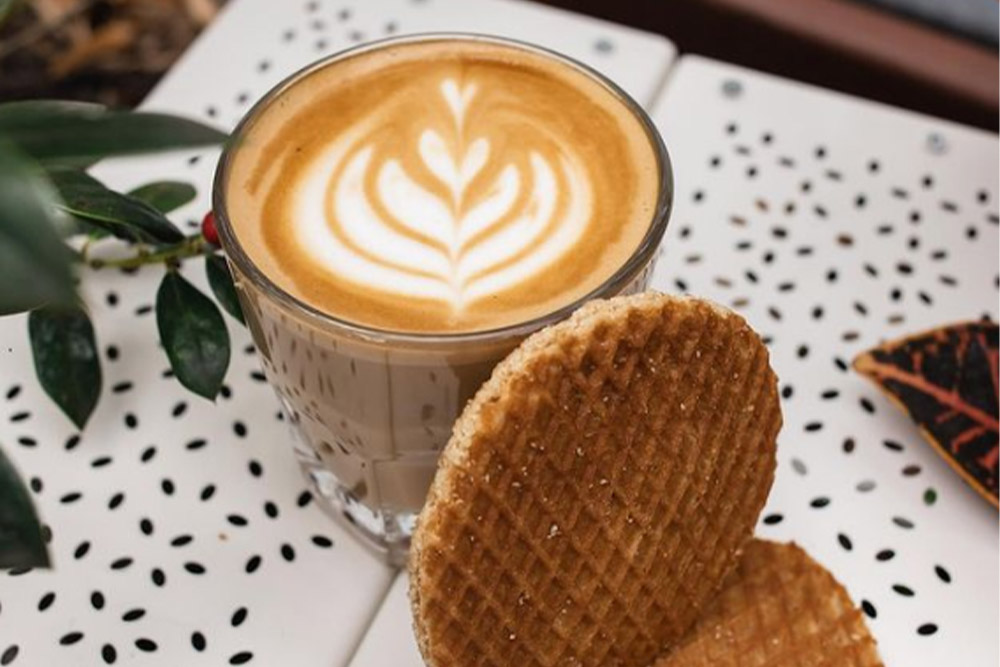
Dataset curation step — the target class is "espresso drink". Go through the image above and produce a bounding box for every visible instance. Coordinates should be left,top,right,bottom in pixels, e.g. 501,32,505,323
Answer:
216,36,669,562
226,39,659,332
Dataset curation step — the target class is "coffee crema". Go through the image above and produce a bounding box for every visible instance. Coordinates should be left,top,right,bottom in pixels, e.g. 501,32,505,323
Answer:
226,38,660,333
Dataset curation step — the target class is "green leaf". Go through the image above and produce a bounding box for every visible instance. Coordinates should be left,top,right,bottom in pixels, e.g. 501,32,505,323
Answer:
157,271,230,399
0,140,77,315
0,444,49,569
0,101,227,166
205,255,246,325
48,169,184,244
29,305,102,429
127,181,197,214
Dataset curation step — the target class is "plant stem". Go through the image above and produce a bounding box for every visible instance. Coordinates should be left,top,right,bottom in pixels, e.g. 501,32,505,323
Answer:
90,235,207,270
79,236,95,263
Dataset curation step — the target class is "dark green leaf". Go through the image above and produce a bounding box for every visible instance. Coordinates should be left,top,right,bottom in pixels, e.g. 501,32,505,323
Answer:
0,101,227,166
79,220,111,240
157,271,230,399
0,444,49,569
48,169,184,244
0,140,76,315
205,255,245,325
127,181,197,214
29,305,102,429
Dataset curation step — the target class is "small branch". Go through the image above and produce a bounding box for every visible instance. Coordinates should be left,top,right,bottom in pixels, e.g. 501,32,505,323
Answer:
79,236,94,263
89,235,207,270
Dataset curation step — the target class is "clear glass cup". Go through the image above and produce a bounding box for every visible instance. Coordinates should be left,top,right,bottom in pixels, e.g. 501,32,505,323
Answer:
213,33,673,565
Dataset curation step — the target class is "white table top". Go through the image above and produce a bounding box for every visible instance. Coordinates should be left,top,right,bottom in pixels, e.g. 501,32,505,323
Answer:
349,56,1000,667
1,1,997,666
0,1,675,665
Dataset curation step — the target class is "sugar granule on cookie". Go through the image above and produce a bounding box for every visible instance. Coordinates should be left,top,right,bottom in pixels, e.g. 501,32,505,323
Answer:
652,539,883,667
410,292,782,667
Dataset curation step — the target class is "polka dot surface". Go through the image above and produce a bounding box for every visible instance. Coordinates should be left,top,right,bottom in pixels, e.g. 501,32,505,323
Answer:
0,1,679,665
2,2,997,666
649,58,998,667
348,56,1000,667
0,254,395,665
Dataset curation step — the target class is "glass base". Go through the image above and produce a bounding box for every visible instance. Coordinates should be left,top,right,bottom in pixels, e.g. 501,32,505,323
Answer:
298,457,416,567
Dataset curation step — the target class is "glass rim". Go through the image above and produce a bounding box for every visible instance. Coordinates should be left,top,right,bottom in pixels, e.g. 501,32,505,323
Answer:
212,32,673,347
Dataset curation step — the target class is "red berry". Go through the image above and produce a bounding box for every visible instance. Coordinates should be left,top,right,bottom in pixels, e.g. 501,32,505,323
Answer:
201,210,220,246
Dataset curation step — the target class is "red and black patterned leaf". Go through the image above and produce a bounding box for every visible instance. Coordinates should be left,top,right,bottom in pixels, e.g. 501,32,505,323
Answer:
854,321,998,508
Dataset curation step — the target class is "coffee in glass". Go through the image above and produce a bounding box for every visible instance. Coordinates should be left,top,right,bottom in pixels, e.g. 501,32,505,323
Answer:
214,34,672,564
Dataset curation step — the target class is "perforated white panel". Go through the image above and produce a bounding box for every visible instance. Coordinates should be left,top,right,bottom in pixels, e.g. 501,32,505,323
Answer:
349,57,1000,667
350,575,421,666
0,1,676,665
3,0,996,663
146,0,676,122
651,57,998,667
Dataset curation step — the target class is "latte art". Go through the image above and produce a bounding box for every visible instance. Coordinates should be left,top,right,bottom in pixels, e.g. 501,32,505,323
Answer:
227,39,661,332
296,78,591,312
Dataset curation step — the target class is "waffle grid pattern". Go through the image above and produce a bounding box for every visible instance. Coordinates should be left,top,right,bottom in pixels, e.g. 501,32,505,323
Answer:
656,540,884,666
411,294,782,666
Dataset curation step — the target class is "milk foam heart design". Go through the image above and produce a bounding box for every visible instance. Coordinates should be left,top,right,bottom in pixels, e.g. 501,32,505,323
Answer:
294,78,592,311
225,39,661,332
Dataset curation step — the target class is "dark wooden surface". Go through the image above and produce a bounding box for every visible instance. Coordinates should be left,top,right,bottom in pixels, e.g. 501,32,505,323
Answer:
537,0,998,131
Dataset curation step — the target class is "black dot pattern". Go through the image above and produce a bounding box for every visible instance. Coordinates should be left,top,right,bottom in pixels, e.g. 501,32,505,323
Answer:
653,63,998,663
0,106,375,662
0,13,995,666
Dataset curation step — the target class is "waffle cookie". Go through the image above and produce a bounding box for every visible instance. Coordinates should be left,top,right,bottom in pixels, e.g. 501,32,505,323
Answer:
410,292,782,666
653,539,883,666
